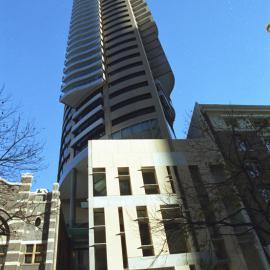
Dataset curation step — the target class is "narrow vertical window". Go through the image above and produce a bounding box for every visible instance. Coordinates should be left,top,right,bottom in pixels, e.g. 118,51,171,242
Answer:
136,206,154,256
189,166,228,261
93,168,107,196
118,207,128,269
0,245,7,266
118,168,132,195
93,208,107,270
160,205,187,254
141,167,159,194
166,166,175,193
94,209,106,244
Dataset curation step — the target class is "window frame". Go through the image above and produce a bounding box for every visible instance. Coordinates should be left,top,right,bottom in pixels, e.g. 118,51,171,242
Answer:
24,244,46,264
92,168,107,197
141,167,160,194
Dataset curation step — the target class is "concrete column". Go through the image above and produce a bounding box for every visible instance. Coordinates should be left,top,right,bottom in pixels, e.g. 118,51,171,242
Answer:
69,168,77,227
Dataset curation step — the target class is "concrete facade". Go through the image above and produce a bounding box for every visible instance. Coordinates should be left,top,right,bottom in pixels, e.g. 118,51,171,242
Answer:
0,174,60,270
188,103,270,270
86,138,258,270
88,139,197,270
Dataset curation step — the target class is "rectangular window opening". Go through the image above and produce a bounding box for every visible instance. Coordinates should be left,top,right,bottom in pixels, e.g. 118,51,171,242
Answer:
136,206,154,256
118,167,132,195
166,166,175,193
118,207,128,269
160,205,187,254
24,244,46,264
141,167,159,194
93,168,107,196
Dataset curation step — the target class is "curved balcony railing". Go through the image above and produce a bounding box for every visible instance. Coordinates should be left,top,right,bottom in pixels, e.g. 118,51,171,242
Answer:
64,51,102,74
62,68,103,92
66,39,100,60
69,17,99,36
71,104,103,134
67,33,101,53
72,1,97,15
70,118,104,147
73,92,103,119
71,3,99,21
67,28,100,48
70,9,99,30
60,76,104,107
69,13,98,33
68,22,99,42
63,61,102,83
63,64,102,85
66,44,100,66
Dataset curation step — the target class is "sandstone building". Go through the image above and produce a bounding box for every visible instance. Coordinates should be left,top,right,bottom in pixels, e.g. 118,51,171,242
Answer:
0,174,60,270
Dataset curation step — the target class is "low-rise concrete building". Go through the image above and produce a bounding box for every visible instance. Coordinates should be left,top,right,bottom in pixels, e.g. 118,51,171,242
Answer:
0,174,60,270
60,137,266,270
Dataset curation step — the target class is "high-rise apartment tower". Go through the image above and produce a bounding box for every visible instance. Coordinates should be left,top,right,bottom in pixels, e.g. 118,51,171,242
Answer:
58,0,175,183
58,0,177,269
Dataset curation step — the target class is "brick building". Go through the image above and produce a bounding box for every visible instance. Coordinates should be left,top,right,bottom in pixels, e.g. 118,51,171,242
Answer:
0,174,60,270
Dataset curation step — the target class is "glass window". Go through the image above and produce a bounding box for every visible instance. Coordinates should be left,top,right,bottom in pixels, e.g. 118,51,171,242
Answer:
160,205,187,254
166,166,175,193
141,167,160,194
111,119,161,140
119,179,132,195
118,168,132,195
94,209,105,226
118,208,128,268
94,227,106,243
75,249,89,270
24,244,45,264
150,119,162,138
121,126,133,139
93,168,107,196
136,206,154,256
111,130,121,139
93,208,107,267
95,245,107,270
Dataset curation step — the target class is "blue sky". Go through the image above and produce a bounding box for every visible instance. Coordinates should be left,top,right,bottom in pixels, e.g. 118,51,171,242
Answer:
1,0,270,190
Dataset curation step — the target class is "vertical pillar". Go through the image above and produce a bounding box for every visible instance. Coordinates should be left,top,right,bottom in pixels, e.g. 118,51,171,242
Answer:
69,168,77,228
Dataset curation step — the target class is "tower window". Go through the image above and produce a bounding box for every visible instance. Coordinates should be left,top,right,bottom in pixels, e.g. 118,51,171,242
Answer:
160,205,187,254
118,168,132,195
112,106,156,126
118,207,128,268
141,167,159,194
93,208,107,270
95,246,107,270
93,168,107,196
110,93,152,112
166,166,175,193
136,206,154,256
